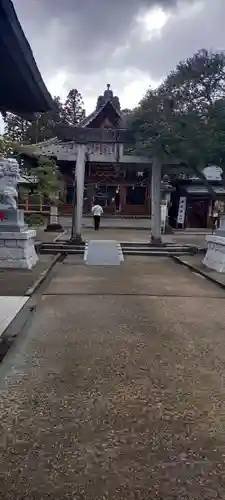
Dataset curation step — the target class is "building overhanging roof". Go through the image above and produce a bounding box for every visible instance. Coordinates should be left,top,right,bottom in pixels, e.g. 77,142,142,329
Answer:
0,0,53,115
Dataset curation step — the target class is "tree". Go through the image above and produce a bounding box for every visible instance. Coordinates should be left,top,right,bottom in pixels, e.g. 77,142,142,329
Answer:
130,49,225,240
63,89,85,126
158,49,225,166
3,96,65,145
25,96,65,143
161,49,225,115
28,156,63,231
3,114,29,142
0,135,21,157
132,49,225,172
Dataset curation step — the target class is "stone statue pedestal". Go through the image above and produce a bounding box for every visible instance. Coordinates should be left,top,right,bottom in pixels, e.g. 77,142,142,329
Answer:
0,157,38,269
203,215,225,273
0,209,38,269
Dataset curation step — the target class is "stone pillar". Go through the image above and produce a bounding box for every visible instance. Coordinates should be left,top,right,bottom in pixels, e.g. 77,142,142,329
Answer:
120,185,126,213
45,194,63,232
70,144,86,243
150,157,162,245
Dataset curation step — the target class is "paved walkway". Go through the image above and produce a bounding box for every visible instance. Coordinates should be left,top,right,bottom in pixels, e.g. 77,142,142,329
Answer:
1,256,225,498
60,228,208,248
60,215,211,233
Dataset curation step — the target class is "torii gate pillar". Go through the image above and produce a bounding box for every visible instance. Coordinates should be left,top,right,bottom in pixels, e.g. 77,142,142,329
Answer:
70,144,86,244
150,157,162,245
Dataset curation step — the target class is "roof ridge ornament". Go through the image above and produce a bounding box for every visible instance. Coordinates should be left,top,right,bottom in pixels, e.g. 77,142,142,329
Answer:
96,84,121,111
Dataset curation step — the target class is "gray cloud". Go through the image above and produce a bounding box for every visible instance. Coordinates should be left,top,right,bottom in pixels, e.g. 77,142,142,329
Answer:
12,0,225,109
119,0,225,80
13,0,191,74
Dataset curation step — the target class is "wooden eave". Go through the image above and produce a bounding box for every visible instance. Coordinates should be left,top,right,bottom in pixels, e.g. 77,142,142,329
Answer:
0,0,53,116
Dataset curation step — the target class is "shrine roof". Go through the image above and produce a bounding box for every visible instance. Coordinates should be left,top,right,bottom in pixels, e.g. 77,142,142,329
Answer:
80,99,123,128
0,0,53,115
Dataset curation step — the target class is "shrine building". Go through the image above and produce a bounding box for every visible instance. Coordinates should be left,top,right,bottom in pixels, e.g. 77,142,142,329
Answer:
25,85,173,216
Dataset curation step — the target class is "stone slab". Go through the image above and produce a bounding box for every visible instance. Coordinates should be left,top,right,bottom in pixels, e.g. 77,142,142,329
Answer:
86,240,123,266
203,234,225,272
0,296,29,338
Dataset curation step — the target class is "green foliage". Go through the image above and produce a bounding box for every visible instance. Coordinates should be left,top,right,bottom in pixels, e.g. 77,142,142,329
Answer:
122,108,132,114
29,157,62,201
131,49,225,173
0,136,21,157
63,89,85,126
25,213,45,227
162,49,225,115
3,115,28,142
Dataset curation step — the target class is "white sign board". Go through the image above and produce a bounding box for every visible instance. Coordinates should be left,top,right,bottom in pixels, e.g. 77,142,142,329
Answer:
177,197,187,225
203,166,222,181
161,204,167,234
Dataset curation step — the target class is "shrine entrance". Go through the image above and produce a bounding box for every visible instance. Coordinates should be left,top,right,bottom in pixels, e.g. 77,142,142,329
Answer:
55,126,135,242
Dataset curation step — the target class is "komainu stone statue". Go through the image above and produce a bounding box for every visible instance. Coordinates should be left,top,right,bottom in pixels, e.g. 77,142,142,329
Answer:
0,157,21,209
0,157,38,269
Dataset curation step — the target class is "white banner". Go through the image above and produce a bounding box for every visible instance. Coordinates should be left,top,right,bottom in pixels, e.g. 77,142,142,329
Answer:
161,203,167,234
177,197,187,225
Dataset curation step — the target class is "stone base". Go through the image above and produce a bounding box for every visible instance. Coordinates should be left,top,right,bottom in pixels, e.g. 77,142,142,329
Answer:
45,223,63,232
0,230,38,269
149,236,163,246
0,208,28,232
203,234,225,273
165,223,174,234
68,235,84,245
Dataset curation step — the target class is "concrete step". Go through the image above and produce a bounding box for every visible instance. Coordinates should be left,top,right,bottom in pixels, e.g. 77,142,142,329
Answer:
121,244,196,250
38,242,197,250
121,245,198,254
122,250,195,256
38,248,196,257
37,241,199,257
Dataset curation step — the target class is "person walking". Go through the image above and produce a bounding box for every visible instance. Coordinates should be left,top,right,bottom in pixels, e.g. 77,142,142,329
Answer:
91,202,103,231
212,201,219,231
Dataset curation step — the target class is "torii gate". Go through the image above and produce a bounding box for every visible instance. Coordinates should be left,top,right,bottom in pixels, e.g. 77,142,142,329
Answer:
54,125,162,244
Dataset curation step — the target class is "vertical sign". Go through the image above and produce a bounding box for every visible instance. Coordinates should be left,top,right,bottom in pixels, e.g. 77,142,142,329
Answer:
161,202,167,234
177,196,187,225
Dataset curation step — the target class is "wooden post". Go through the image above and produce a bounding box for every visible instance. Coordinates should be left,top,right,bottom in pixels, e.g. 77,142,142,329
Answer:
150,157,162,244
70,144,86,243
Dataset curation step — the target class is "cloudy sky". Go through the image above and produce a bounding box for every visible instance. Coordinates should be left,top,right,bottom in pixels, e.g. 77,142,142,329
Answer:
11,0,225,113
